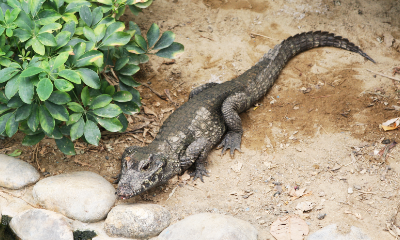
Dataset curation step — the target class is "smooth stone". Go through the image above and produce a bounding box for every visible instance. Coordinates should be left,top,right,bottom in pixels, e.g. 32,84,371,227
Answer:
307,224,371,240
158,213,258,240
104,204,171,239
0,154,40,189
33,171,116,222
10,209,73,240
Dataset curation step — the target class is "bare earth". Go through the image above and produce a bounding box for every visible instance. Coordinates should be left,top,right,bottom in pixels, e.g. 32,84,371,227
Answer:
2,0,400,239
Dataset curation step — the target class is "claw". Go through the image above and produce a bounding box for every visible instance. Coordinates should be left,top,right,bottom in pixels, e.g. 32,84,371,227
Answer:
218,131,242,156
190,168,209,182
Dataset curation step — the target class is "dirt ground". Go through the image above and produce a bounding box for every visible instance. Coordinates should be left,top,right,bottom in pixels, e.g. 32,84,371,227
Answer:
2,0,400,239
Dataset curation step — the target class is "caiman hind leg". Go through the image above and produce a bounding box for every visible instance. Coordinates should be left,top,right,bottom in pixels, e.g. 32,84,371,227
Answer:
180,137,213,181
189,83,219,99
218,92,251,156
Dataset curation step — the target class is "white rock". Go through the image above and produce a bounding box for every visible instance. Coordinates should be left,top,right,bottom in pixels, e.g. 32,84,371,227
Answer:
33,171,116,222
10,209,73,240
307,224,371,240
104,204,171,239
0,154,40,189
158,213,258,240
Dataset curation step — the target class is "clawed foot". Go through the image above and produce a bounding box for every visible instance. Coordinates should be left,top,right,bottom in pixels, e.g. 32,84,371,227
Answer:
190,166,209,182
217,132,242,156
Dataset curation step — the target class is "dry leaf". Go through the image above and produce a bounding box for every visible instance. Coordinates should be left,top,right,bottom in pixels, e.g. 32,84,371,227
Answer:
143,106,157,116
296,201,315,212
381,117,400,131
270,215,309,240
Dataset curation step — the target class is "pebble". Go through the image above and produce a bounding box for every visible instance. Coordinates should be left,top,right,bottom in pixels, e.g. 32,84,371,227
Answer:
104,204,171,239
354,185,362,190
308,224,371,240
33,171,116,222
348,187,353,194
0,154,40,189
10,209,73,240
317,213,326,220
158,213,258,240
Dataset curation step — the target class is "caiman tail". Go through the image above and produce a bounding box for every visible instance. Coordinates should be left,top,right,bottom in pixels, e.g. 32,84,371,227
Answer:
251,31,375,101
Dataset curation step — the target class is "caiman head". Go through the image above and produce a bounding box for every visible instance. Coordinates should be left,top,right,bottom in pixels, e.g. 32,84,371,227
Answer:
117,148,167,199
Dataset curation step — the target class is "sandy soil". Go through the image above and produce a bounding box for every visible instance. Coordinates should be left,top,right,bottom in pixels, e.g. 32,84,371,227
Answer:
2,0,400,239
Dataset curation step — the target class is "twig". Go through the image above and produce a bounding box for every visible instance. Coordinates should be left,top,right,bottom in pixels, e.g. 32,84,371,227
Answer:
366,69,400,82
141,83,167,101
250,32,278,40
200,35,214,41
165,89,179,107
364,91,390,98
32,144,41,171
110,68,120,82
102,72,118,86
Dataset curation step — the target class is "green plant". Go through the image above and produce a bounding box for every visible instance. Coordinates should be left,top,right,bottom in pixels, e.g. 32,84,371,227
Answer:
0,0,184,155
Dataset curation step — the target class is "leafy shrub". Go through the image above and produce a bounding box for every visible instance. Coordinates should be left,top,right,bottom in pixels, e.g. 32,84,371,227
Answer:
0,0,184,154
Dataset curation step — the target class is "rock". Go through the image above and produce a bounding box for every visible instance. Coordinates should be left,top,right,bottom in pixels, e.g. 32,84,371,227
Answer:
317,213,326,220
104,204,171,239
384,33,394,47
307,224,371,240
158,213,258,240
0,154,40,189
33,171,116,222
10,209,73,240
348,187,353,194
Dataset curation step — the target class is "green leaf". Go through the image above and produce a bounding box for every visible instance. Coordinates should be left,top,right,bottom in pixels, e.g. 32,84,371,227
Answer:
55,136,75,155
65,1,91,13
7,149,22,157
14,10,34,31
93,103,121,118
91,7,103,26
83,26,96,42
45,101,69,121
13,29,32,42
19,77,34,104
84,119,100,145
7,0,21,9
48,91,71,104
0,91,8,104
135,0,153,8
36,10,62,25
128,5,142,16
6,113,18,137
115,101,140,115
153,31,175,50
76,68,100,89
94,24,106,42
128,21,141,35
63,20,76,35
32,38,45,55
81,86,89,106
119,64,140,76
119,75,141,87
6,8,20,24
6,28,13,37
0,112,12,134
91,94,112,109
75,50,103,67
125,44,145,54
28,104,39,131
22,132,45,145
52,52,69,70
5,76,21,99
134,34,147,51
53,0,64,9
71,42,86,63
156,42,184,59
66,112,82,125
119,82,141,106
70,117,84,141
103,21,125,40
147,23,160,48
37,32,57,46
0,67,20,83
39,105,55,134
29,0,46,16
54,79,74,92
56,31,71,49
117,113,128,132
96,116,122,132
15,104,33,121
46,126,63,139
67,102,84,112
102,32,131,47
0,104,10,114
61,12,78,24
39,22,62,34
20,67,44,78
113,91,132,102
114,57,129,71
37,78,53,101
79,5,92,27
96,0,112,5
58,69,81,84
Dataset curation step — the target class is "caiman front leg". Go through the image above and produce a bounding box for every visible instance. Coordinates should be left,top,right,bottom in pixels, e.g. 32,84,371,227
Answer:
218,92,251,156
180,137,213,181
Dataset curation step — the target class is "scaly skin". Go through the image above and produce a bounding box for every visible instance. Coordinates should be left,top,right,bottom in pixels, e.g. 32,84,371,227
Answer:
117,31,375,199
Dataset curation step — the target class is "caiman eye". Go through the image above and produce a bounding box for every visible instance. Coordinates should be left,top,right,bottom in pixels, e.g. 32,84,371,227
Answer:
142,162,150,171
